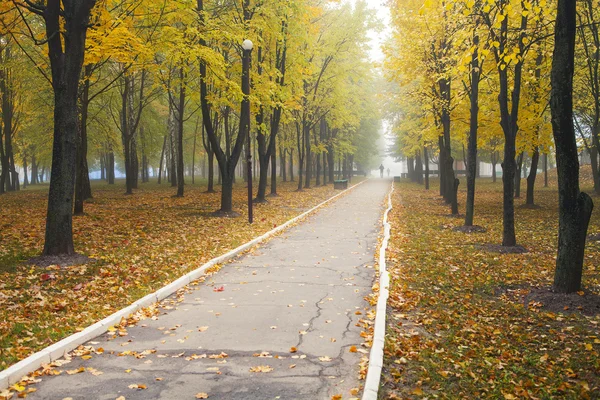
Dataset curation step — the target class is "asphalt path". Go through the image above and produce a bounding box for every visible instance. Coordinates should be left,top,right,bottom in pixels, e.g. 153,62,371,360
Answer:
28,179,392,400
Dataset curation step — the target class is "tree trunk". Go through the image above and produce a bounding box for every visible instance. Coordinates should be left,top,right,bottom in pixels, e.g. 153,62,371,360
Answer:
289,149,294,181
158,135,166,184
269,134,277,196
542,152,547,187
74,69,91,215
551,0,594,293
465,35,480,226
108,148,115,184
303,123,311,188
526,147,540,205
424,146,430,190
43,0,96,255
515,152,524,198
176,67,186,197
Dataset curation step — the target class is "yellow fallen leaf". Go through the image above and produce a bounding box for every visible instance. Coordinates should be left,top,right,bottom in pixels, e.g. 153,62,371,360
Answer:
585,343,593,351
349,346,357,353
411,387,423,395
249,365,273,373
331,395,342,400
81,355,92,360
116,397,126,400
195,393,209,399
289,347,297,353
66,367,85,375
350,388,359,395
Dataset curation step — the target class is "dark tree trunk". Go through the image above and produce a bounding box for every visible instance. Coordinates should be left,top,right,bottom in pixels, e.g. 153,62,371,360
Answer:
424,146,430,190
108,149,115,184
43,0,97,255
465,34,480,227
176,67,186,197
74,69,91,215
526,147,540,205
281,147,286,182
543,152,548,187
289,149,294,181
269,134,277,196
551,0,594,293
0,45,15,193
327,140,335,184
100,152,105,181
22,154,28,187
158,135,166,184
515,152,524,198
492,151,498,183
415,152,423,184
303,123,311,188
31,153,38,185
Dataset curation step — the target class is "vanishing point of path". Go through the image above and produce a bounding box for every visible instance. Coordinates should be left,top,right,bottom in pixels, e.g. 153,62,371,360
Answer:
28,179,392,400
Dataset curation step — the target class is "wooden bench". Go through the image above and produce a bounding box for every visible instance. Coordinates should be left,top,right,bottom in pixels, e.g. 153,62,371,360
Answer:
334,179,348,189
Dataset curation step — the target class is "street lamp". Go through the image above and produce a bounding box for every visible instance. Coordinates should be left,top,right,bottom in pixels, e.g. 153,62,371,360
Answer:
242,39,253,223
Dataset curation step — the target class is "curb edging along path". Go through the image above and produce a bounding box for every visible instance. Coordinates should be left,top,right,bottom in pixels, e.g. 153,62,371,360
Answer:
362,181,394,400
0,179,367,391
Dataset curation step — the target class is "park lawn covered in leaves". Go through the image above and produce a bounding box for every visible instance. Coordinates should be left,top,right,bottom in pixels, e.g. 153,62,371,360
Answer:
382,175,600,399
0,179,351,370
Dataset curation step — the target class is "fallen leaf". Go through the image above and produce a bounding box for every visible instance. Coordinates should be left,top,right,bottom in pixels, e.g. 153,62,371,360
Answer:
249,365,273,373
195,393,209,399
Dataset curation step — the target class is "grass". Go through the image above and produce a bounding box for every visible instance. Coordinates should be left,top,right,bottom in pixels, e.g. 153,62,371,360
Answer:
0,177,356,370
381,171,600,399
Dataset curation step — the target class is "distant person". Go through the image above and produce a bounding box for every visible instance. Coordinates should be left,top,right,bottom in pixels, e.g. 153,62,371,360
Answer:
379,164,384,178
387,168,390,177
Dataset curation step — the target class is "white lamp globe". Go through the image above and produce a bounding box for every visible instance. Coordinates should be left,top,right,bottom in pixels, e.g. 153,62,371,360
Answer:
242,39,253,51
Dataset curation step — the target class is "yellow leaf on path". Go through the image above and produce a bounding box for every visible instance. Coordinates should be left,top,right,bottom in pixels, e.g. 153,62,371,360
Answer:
350,387,360,395
116,397,126,400
349,346,357,353
81,355,92,360
66,367,85,375
289,347,297,353
195,393,209,399
12,384,25,392
128,384,146,390
249,365,273,373
319,356,332,362
289,364,296,369
331,395,342,400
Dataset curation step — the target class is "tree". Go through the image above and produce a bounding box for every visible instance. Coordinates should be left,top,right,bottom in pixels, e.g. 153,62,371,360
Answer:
550,0,593,293
12,0,98,255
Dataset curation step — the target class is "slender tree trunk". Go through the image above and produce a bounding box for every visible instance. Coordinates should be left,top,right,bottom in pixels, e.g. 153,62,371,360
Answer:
22,154,28,187
515,152,524,198
424,146,430,190
551,0,594,293
465,34,480,226
526,147,540,205
108,148,115,184
269,134,277,196
289,149,294,182
158,135,166,184
303,123,311,188
543,152,548,187
176,67,186,197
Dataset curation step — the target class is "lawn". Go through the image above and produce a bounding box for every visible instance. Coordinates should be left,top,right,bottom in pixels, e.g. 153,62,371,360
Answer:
382,171,600,399
0,178,352,370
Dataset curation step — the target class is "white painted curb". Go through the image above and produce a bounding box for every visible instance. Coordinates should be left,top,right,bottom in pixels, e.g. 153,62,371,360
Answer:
362,181,394,400
0,179,367,390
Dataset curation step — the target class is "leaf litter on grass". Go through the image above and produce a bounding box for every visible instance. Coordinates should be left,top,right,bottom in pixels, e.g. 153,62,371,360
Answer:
382,178,600,399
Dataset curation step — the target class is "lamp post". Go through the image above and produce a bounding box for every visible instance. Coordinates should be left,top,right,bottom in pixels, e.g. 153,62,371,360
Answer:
242,39,253,223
